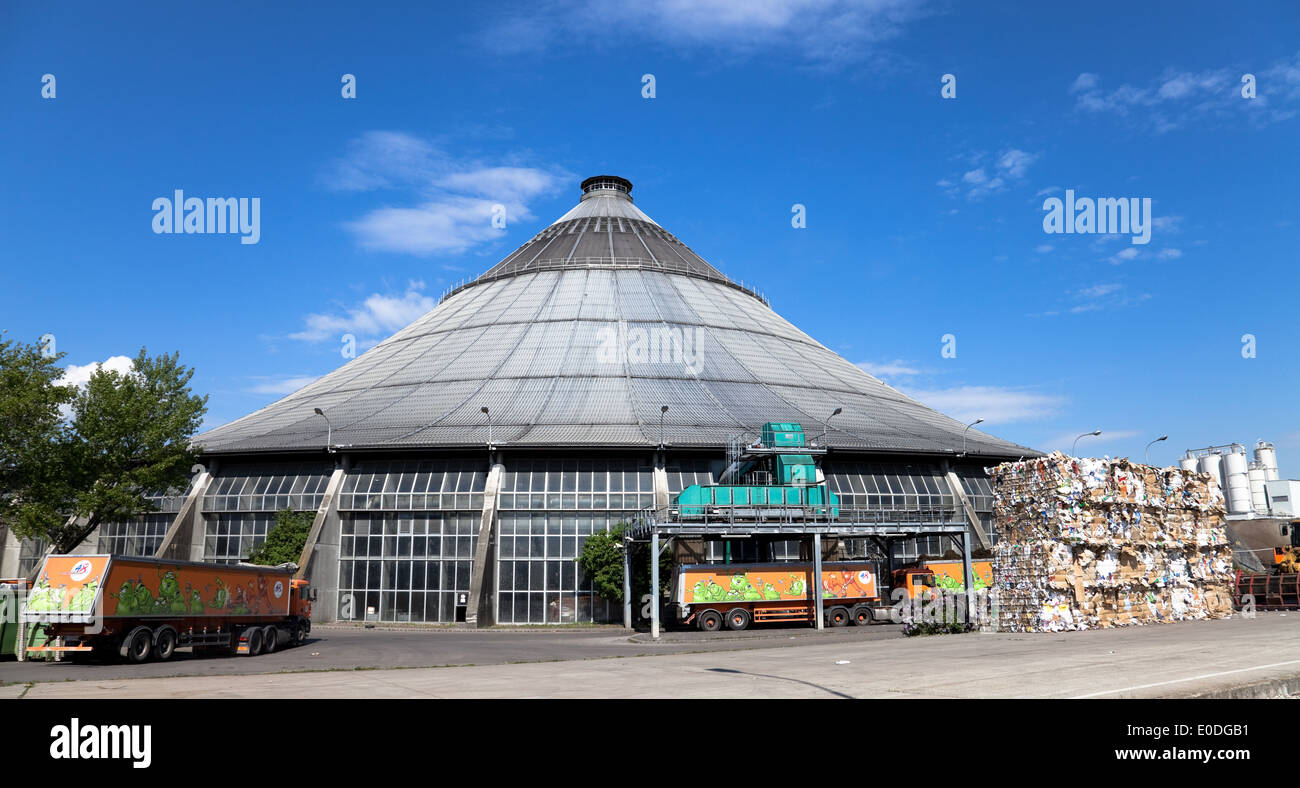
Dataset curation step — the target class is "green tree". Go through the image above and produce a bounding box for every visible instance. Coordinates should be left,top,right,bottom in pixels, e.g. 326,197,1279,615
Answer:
0,339,208,559
577,522,673,609
248,508,314,566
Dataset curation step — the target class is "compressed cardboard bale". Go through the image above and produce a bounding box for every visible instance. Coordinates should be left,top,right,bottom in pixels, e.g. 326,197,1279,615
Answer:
990,452,1234,631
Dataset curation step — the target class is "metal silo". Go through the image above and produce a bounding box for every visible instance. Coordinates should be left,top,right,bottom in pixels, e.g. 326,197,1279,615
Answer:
1198,452,1223,489
1222,446,1251,515
1178,453,1198,473
1255,440,1279,482
1249,463,1269,515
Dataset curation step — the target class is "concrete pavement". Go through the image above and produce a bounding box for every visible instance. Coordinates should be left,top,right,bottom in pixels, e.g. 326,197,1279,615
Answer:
16,612,1300,698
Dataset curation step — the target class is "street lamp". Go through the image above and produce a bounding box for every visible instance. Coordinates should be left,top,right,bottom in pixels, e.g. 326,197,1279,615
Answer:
658,405,669,449
481,406,492,449
1145,434,1168,465
960,418,984,457
312,407,333,451
816,406,843,444
1072,430,1102,456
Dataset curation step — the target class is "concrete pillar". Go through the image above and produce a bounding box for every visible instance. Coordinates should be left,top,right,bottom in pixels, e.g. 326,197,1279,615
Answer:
944,462,991,549
155,470,212,562
813,532,824,630
652,452,669,511
467,461,505,627
651,530,660,639
293,466,347,622
0,527,21,578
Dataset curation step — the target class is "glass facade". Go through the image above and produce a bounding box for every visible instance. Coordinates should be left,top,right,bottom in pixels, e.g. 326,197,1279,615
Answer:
495,457,651,624
97,487,190,557
337,512,478,623
201,462,333,564
98,515,171,557
336,459,487,623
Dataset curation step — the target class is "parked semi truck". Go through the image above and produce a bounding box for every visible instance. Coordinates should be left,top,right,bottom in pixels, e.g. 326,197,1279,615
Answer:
671,561,887,630
20,554,314,662
1235,518,1300,609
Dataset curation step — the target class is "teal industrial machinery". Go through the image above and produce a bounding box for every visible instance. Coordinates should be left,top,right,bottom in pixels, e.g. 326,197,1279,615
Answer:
674,423,839,518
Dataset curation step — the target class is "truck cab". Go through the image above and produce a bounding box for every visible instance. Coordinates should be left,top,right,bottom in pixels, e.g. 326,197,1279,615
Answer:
891,567,936,601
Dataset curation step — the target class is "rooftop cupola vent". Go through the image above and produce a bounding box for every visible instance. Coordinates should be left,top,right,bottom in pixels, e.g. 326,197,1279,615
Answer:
579,175,633,201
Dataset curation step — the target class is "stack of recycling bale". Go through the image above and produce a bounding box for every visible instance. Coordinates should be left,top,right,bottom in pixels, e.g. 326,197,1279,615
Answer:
990,452,1235,632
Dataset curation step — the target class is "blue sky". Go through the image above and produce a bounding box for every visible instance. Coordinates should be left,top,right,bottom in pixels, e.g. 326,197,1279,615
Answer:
2,0,1297,473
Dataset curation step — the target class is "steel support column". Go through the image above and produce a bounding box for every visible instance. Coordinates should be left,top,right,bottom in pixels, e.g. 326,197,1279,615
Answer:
813,532,824,630
961,528,975,623
623,533,632,629
651,530,660,639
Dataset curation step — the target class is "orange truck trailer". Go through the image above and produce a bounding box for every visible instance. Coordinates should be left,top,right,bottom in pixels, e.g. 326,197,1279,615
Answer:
20,554,314,663
671,561,888,631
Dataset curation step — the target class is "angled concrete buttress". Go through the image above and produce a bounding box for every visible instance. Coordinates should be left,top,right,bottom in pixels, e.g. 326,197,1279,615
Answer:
468,462,505,626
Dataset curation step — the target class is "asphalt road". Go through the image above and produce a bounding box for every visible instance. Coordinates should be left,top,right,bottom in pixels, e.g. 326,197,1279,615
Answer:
11,612,1300,699
0,621,902,685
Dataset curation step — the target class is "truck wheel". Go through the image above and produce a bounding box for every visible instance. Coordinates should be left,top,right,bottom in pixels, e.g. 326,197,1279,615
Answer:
154,628,177,661
124,627,152,663
851,604,874,626
291,622,307,646
827,606,850,627
246,627,264,657
725,608,751,631
697,610,723,632
262,625,278,654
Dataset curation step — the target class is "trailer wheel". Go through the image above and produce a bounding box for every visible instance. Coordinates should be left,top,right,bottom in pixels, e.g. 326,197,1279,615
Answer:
725,608,751,631
851,604,873,626
290,622,307,646
246,627,264,657
261,625,278,654
697,610,723,632
154,628,177,661
123,627,153,663
827,606,850,627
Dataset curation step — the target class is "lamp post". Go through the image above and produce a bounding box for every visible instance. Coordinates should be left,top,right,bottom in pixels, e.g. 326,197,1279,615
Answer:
1072,430,1102,456
816,406,842,444
481,406,492,450
658,405,669,450
960,418,984,457
313,407,333,451
1145,435,1168,465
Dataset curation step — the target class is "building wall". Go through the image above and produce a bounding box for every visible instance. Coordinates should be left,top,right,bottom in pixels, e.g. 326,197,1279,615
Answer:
85,452,999,624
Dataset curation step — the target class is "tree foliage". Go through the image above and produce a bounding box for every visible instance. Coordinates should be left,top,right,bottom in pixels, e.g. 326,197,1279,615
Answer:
248,508,314,566
0,337,208,557
577,522,674,610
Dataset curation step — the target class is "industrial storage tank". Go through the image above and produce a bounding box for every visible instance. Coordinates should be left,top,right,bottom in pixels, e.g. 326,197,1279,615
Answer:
1255,440,1279,481
1198,453,1223,489
1222,447,1251,515
1179,453,1199,473
1249,463,1269,515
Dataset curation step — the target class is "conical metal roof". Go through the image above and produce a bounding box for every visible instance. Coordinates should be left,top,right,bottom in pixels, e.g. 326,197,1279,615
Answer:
197,177,1035,458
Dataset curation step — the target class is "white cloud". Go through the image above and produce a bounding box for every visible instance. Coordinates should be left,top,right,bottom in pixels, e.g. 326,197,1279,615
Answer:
1156,248,1183,260
1076,282,1122,299
943,148,1037,200
292,281,436,343
61,355,135,387
246,376,322,395
1109,247,1140,264
480,0,934,66
1036,185,1061,197
1070,72,1099,93
997,149,1038,178
902,385,1065,425
1071,55,1300,130
1034,244,1054,253
325,131,567,256
856,359,922,379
